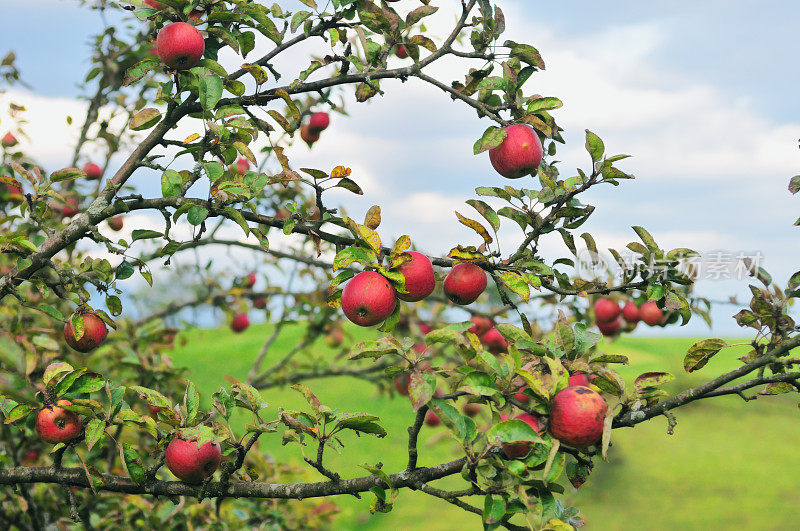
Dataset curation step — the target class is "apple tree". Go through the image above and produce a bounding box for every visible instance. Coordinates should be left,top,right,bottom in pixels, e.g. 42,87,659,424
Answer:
1,1,798,529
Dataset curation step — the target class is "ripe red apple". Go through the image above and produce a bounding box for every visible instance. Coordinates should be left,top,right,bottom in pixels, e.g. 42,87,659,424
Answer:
569,372,590,387
107,216,124,231
36,400,81,444
326,328,344,348
395,44,408,58
513,387,531,403
481,327,507,354
300,124,320,146
622,300,640,323
275,208,290,220
501,413,542,459
640,301,665,326
488,124,543,179
165,437,222,484
462,402,482,417
144,0,163,8
253,296,267,309
64,311,108,352
397,251,435,302
394,374,411,396
341,271,397,327
424,410,441,427
231,313,249,333
60,197,80,218
234,157,250,174
417,322,432,335
594,297,620,323
156,22,205,70
1,132,17,148
243,272,256,288
468,315,492,336
597,317,622,337
82,162,103,180
308,112,330,132
21,449,40,463
549,386,608,448
443,262,487,305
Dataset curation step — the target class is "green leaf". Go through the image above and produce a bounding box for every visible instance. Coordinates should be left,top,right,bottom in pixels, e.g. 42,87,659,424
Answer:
184,381,200,422
37,304,64,321
458,372,498,396
198,76,224,110
333,246,376,271
50,167,84,182
121,443,146,483
336,413,387,437
187,206,208,226
123,56,159,86
84,419,105,451
291,10,312,32
634,372,674,390
3,404,34,425
69,373,105,394
498,271,530,301
789,175,800,194
527,97,563,113
585,130,604,162
130,386,172,410
684,338,727,372
161,170,182,197
473,126,506,155
116,261,134,280
486,418,543,444
129,108,162,131
131,230,162,241
43,361,73,386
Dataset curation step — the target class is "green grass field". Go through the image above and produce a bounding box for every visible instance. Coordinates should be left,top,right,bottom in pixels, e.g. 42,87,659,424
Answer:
169,325,800,530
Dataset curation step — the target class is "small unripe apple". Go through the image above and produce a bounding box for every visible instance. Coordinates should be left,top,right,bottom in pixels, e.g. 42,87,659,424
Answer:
462,402,482,417
231,313,249,333
549,386,607,448
82,162,103,180
640,301,665,326
443,262,487,305
234,157,250,174
300,124,320,146
308,112,330,133
569,372,590,387
107,216,124,231
157,22,205,70
622,300,640,323
341,271,397,327
597,317,622,337
397,251,435,302
394,374,411,396
326,328,344,348
424,410,441,427
1,132,17,148
253,296,267,309
594,297,620,324
481,327,507,354
395,44,408,58
513,387,531,403
468,315,492,336
36,400,81,444
501,413,542,459
64,311,108,352
488,124,543,178
165,437,222,484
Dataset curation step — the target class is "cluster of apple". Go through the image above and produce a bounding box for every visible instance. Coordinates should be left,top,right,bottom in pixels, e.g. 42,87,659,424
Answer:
593,296,666,337
300,112,330,147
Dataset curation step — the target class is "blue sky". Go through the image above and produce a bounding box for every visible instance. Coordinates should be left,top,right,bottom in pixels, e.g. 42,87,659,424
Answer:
1,0,798,336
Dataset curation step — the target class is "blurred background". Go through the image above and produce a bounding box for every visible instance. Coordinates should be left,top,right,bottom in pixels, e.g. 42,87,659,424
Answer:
2,1,800,528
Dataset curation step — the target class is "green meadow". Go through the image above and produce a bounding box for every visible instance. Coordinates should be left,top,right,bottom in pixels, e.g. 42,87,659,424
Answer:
170,325,800,530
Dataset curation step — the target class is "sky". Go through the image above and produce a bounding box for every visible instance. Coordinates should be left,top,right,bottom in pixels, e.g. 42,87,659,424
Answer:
1,0,799,336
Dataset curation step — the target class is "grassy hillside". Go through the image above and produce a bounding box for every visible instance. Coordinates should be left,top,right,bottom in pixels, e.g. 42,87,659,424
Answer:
169,326,800,530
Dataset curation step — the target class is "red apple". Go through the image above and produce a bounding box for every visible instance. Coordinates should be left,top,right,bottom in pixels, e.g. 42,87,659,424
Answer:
501,413,542,459
156,22,205,70
594,297,620,324
165,437,222,484
326,328,344,348
148,404,162,416
341,271,397,327
36,400,81,444
60,197,80,218
640,301,665,326
395,44,408,59
549,386,608,448
300,124,320,146
468,315,492,336
234,157,250,174
1,183,23,204
394,374,411,396
231,313,249,333
569,372,590,387
21,449,40,463
308,112,330,132
107,216,124,231
622,300,640,323
597,317,622,337
488,124,543,179
424,410,441,427
462,402,482,417
82,162,103,180
417,322,432,335
397,251,435,302
1,132,17,148
513,388,531,403
481,327,507,354
253,296,267,309
275,208,290,220
443,262,487,305
64,311,108,352
144,0,163,8
243,272,257,288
